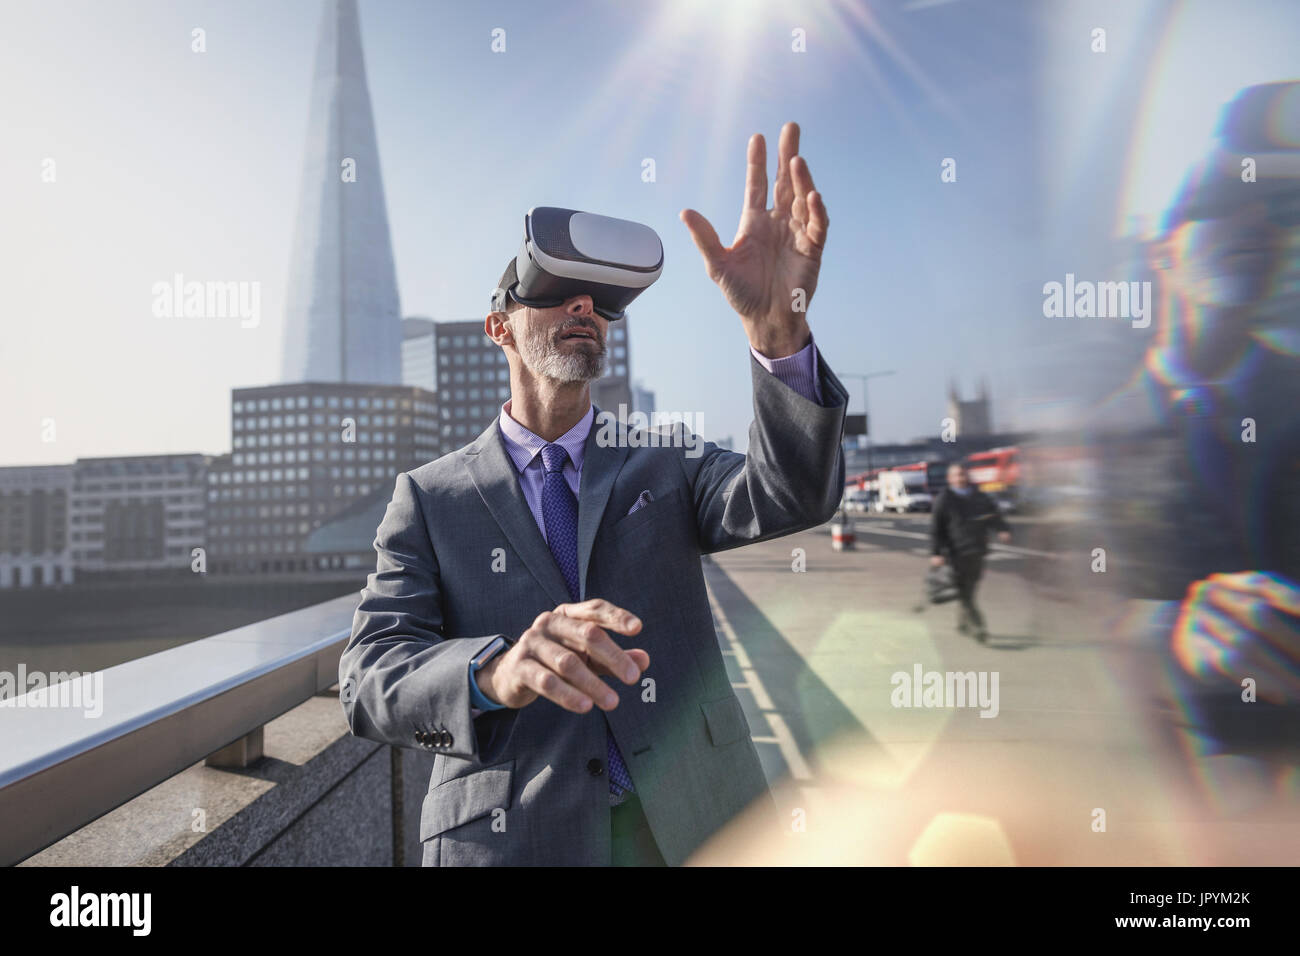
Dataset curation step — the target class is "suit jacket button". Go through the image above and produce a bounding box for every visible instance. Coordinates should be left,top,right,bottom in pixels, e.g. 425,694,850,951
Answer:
415,731,426,744
441,730,453,748
588,759,605,777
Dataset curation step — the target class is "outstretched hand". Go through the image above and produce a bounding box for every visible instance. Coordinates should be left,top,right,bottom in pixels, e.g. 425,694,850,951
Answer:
681,121,829,358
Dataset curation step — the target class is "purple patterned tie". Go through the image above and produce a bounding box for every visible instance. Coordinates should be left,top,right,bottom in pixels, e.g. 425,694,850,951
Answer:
538,442,635,800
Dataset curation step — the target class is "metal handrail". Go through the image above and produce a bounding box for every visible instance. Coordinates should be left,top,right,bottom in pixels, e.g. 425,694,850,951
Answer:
0,593,358,865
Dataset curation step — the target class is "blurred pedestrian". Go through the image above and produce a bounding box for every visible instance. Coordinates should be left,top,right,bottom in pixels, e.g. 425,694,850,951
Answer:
930,462,1012,642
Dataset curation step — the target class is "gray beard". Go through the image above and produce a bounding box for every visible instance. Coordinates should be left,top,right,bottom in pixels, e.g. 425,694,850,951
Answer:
517,322,606,383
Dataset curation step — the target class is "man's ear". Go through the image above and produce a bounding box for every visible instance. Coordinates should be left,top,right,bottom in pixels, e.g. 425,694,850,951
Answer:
485,310,514,346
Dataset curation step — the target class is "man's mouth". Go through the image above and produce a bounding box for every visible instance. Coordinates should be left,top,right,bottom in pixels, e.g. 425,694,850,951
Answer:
559,328,598,342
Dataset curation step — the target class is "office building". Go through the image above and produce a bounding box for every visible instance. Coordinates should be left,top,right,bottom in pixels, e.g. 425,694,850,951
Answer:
206,382,437,573
401,316,437,393
69,455,208,580
0,465,73,588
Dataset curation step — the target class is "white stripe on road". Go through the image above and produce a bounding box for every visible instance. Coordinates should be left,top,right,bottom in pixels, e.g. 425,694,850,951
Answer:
711,591,812,782
762,712,811,780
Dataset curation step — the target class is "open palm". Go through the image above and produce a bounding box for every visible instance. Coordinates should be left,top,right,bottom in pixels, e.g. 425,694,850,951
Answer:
682,122,829,357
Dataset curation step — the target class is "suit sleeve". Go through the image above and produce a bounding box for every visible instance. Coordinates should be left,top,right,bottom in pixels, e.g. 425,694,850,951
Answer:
676,346,848,554
339,472,518,764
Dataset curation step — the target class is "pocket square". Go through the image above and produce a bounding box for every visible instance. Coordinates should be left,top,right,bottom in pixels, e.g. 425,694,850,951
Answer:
627,489,655,515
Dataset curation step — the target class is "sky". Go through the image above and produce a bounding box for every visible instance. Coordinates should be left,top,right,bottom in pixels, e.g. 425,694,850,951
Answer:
8,0,1289,466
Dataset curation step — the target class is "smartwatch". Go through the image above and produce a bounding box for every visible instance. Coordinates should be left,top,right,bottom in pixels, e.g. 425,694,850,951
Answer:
471,635,512,672
470,636,514,712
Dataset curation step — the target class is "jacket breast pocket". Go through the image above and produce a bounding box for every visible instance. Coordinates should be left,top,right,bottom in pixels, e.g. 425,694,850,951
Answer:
700,694,750,747
419,759,514,841
610,486,685,542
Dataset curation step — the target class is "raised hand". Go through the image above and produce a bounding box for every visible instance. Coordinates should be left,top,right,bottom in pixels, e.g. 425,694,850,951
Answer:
681,121,829,358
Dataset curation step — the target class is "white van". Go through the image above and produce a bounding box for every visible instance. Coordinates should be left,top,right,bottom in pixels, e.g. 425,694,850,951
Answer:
876,470,933,513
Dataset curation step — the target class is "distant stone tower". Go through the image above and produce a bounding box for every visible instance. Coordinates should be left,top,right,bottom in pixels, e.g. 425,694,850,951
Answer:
947,378,992,437
280,0,402,385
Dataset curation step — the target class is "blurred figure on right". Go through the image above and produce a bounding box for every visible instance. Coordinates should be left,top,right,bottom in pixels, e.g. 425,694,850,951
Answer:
1088,82,1300,763
930,461,1011,643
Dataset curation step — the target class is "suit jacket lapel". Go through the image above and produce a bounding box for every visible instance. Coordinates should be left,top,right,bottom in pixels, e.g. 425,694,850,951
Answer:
576,407,628,601
465,419,573,608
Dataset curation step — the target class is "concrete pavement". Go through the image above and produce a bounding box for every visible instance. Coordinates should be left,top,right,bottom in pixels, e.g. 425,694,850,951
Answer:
689,515,1300,865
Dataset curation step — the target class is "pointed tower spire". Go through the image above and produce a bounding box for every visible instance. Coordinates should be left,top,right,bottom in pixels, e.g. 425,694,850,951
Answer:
280,0,402,385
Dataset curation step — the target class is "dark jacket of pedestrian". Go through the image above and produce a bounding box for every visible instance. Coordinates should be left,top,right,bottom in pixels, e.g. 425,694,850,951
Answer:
930,487,1010,558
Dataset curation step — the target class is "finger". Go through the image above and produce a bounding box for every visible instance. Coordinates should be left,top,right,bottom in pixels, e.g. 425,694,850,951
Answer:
546,613,641,684
744,132,768,211
514,656,594,714
590,647,651,680
525,634,620,709
1204,590,1300,698
806,188,829,249
1184,603,1300,701
1172,608,1232,680
791,154,821,231
555,598,643,635
1210,570,1300,616
773,122,800,215
1207,585,1300,660
680,208,726,279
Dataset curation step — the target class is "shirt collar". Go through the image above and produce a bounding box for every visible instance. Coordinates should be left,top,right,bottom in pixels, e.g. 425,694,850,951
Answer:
497,398,595,474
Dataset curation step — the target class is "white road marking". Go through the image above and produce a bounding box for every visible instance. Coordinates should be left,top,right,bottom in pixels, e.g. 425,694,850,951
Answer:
762,712,812,780
710,589,813,782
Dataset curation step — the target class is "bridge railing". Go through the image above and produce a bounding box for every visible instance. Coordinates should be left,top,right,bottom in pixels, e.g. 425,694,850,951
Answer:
0,593,358,865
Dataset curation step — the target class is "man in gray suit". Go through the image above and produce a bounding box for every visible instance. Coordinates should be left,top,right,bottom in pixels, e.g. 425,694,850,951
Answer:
341,122,848,865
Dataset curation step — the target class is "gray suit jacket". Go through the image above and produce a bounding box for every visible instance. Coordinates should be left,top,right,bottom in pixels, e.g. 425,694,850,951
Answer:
340,351,848,865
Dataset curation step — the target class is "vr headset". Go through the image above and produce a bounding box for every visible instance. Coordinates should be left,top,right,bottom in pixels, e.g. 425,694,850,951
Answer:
1163,81,1300,232
492,207,663,321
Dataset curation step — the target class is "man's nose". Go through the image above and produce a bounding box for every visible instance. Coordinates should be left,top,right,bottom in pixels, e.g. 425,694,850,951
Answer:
564,295,596,317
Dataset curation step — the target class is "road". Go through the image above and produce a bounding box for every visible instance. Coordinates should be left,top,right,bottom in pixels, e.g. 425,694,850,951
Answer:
688,513,1300,865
